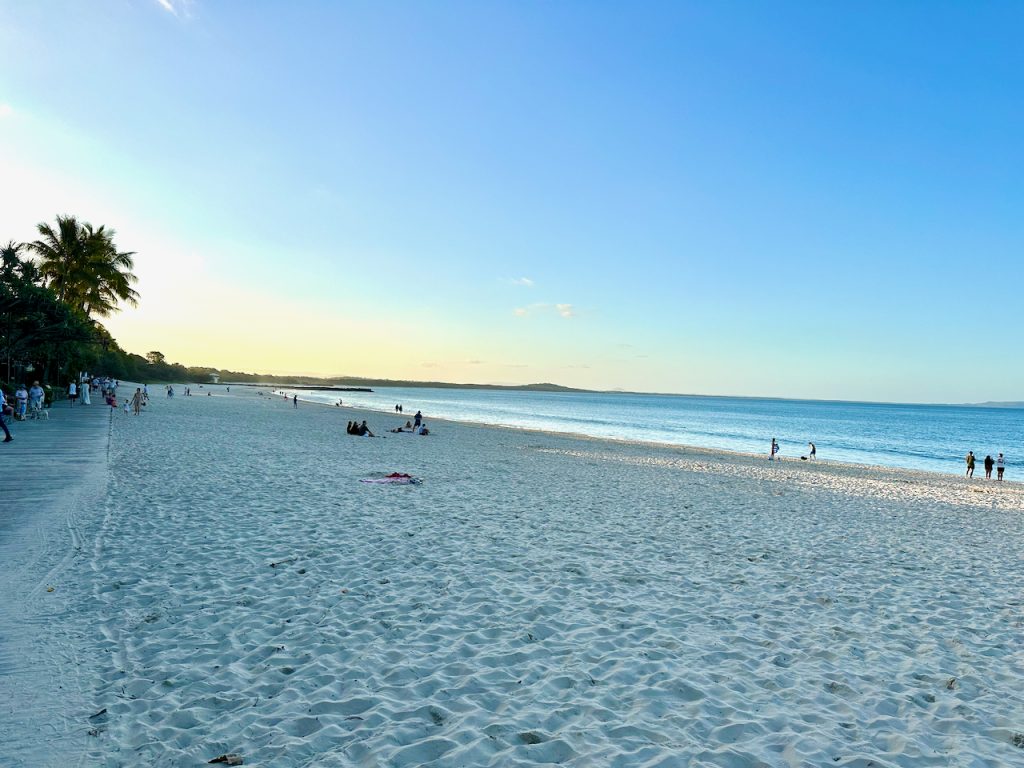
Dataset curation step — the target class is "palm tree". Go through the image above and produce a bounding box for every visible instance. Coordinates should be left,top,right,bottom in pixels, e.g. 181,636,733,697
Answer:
79,223,139,317
28,215,139,317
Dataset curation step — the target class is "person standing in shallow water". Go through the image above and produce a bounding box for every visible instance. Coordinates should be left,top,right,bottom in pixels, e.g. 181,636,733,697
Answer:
965,451,975,478
984,454,994,479
808,442,816,461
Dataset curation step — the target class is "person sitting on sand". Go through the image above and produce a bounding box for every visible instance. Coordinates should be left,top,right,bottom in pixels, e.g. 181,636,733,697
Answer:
417,423,429,436
359,420,374,437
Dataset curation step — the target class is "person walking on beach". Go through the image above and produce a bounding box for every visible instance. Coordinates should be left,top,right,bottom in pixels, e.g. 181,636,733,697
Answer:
997,453,1005,481
68,380,77,406
131,387,143,415
984,454,994,479
414,410,422,429
965,451,975,478
293,395,298,408
808,442,816,461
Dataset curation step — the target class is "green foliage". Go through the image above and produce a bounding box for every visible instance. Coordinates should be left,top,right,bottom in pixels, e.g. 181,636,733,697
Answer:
0,240,100,384
28,215,139,318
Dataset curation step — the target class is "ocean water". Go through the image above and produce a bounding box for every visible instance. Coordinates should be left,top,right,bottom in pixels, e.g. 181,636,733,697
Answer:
285,386,1022,476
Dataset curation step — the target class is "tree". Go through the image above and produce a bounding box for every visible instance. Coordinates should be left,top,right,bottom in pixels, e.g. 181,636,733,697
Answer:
146,350,166,365
0,241,97,382
28,215,139,318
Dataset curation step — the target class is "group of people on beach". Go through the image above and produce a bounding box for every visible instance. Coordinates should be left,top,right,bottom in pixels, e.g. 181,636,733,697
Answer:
391,418,429,435
0,374,139,445
347,420,375,437
769,438,816,462
768,437,1009,481
346,409,429,437
965,451,1006,480
3,381,47,421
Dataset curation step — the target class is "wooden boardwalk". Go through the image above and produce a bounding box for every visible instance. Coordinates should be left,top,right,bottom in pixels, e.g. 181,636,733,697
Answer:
0,399,113,767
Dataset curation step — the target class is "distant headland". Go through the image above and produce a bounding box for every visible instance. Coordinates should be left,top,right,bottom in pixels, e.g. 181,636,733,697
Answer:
234,376,590,394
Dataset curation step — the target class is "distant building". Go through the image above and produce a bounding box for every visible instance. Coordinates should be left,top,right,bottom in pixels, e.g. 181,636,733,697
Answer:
210,373,220,383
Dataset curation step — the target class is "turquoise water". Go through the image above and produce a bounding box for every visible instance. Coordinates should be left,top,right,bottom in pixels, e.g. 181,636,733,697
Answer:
291,387,1022,476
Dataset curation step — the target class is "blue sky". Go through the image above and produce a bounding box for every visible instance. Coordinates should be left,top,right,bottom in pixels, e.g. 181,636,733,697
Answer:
1,1,1021,402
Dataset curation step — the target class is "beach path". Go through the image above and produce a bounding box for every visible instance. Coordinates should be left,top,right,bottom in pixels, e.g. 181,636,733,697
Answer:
0,400,112,767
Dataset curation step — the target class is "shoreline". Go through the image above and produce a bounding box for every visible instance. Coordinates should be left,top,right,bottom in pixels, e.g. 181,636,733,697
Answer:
263,386,1020,489
220,379,1024,409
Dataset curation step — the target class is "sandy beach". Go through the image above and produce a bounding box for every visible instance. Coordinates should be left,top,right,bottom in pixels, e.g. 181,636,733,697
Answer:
4,386,1024,767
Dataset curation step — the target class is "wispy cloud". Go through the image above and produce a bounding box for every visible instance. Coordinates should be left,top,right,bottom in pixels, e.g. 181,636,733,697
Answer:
155,0,195,17
509,277,534,287
513,303,578,319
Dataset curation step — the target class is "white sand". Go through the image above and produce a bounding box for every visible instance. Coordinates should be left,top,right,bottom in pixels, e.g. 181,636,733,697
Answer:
8,386,1024,766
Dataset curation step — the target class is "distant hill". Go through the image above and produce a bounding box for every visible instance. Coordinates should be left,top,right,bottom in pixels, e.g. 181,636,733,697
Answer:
964,401,1024,409
221,372,592,394
333,379,589,393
